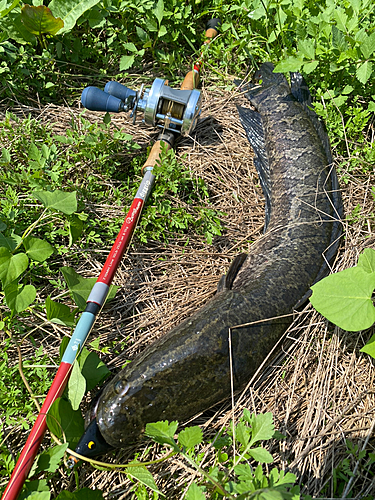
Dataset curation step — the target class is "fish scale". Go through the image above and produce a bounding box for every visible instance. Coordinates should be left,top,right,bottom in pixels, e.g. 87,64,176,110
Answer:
74,63,343,457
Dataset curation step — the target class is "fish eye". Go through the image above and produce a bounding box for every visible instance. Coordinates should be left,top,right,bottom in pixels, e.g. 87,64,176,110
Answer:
114,380,130,396
88,440,96,450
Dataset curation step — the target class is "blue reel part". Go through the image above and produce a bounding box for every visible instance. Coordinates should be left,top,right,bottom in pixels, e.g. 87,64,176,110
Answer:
81,87,124,113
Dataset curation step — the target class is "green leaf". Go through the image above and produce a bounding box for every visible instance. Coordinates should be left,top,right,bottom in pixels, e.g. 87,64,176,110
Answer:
56,489,104,500
358,248,375,273
33,190,77,215
185,483,206,500
233,463,253,481
298,39,315,59
145,420,179,449
4,283,36,313
360,32,375,59
120,55,135,71
127,464,163,495
248,446,274,463
19,480,50,500
332,26,347,52
21,5,64,36
60,266,96,310
303,60,318,74
334,8,347,32
68,215,83,247
310,266,375,331
361,333,375,359
178,426,203,450
248,413,275,446
68,361,86,410
0,248,29,288
0,0,21,19
153,0,164,25
61,266,117,310
30,444,68,476
78,348,111,392
23,236,54,262
46,296,76,327
47,397,84,449
356,61,373,84
48,0,101,33
368,101,375,112
273,57,304,73
235,421,250,447
0,232,22,252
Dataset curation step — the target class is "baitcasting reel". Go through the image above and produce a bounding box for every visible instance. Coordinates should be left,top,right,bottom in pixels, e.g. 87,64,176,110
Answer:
81,78,201,136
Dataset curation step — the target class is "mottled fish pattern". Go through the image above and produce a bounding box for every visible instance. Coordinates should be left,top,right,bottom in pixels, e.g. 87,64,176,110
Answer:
74,63,342,458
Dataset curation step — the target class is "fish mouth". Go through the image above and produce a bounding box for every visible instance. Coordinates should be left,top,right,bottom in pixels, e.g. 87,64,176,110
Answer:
70,418,114,462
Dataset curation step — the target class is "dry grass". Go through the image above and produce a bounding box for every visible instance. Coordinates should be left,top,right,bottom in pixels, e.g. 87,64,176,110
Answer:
2,81,375,499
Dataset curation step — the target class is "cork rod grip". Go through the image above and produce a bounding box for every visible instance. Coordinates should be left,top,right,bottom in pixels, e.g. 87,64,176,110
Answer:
180,21,220,91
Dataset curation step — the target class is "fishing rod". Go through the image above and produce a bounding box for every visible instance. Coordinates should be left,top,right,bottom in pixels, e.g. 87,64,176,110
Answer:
2,18,220,500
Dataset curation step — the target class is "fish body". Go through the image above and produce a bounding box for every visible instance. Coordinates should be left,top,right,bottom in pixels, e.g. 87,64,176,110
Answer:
75,63,342,457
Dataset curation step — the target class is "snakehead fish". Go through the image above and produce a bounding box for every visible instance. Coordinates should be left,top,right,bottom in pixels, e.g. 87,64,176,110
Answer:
74,62,342,458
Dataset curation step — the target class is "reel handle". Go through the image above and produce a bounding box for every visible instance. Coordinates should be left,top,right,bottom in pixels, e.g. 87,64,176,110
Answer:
180,18,220,91
81,86,124,112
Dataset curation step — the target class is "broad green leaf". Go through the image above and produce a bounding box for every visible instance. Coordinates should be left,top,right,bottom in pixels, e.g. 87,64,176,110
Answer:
361,333,375,359
46,296,76,327
368,101,375,112
145,420,179,449
0,248,28,288
78,348,111,391
123,42,137,52
61,266,96,310
47,397,84,449
59,336,70,362
21,5,64,36
298,39,315,59
61,266,118,310
68,216,83,246
357,248,375,274
273,57,303,73
18,480,49,500
56,489,104,500
360,32,375,59
248,413,275,446
185,483,206,500
332,26,347,52
30,444,68,476
269,468,297,487
248,446,274,463
23,236,54,262
120,55,135,71
233,463,253,481
153,0,164,25
310,266,375,331
356,61,373,85
68,361,86,410
334,8,347,32
303,60,318,74
19,492,50,500
33,190,77,215
0,0,21,18
0,232,22,251
5,283,36,313
48,0,100,33
178,426,203,450
127,465,163,495
235,421,251,447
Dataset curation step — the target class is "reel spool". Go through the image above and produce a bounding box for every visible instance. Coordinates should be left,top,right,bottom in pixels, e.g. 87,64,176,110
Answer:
81,78,201,136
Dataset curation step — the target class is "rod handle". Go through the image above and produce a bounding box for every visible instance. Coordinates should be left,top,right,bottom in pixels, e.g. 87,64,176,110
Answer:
141,140,172,172
180,18,220,91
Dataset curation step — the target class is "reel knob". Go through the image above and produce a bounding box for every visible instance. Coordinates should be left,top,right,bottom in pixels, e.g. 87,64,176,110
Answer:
81,87,125,113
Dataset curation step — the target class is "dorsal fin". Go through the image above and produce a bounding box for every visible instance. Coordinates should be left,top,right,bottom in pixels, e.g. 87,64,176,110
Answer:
217,253,247,292
237,105,271,229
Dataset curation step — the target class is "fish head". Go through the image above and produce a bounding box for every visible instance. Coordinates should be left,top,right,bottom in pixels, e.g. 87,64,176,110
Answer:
73,417,114,460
